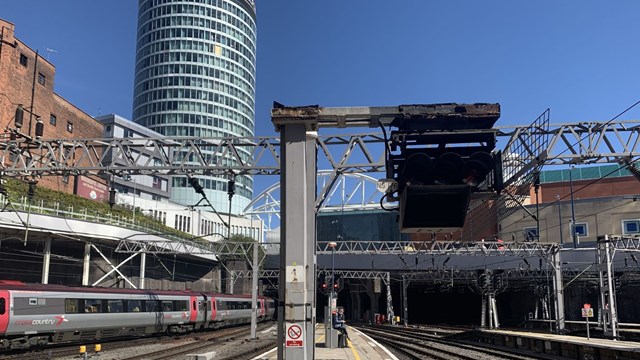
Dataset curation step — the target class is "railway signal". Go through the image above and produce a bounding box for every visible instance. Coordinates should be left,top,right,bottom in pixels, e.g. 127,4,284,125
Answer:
383,103,503,233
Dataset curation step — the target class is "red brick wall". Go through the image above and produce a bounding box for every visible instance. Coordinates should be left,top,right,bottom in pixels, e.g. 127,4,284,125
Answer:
1,19,105,194
531,177,640,204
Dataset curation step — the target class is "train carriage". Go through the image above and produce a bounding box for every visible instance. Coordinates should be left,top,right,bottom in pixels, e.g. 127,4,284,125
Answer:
0,281,274,350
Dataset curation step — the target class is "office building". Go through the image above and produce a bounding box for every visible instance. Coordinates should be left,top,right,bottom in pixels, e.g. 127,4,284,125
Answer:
132,0,257,214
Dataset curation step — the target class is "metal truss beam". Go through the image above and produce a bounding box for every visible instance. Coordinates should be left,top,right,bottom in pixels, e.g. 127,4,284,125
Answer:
317,241,556,256
114,240,554,256
2,120,640,177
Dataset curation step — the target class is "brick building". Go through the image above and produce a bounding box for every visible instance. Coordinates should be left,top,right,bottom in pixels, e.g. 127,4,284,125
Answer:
501,165,640,244
0,19,105,195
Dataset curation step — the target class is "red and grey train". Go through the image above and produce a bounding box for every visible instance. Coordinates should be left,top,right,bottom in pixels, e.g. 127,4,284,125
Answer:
0,281,275,349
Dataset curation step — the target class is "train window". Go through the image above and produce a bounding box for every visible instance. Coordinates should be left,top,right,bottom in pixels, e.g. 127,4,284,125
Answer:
0,298,5,315
162,301,173,311
85,299,102,313
207,301,212,311
107,300,123,313
199,300,205,310
146,301,160,312
192,300,196,310
211,301,216,311
174,300,188,311
29,298,38,305
127,300,142,312
65,299,79,313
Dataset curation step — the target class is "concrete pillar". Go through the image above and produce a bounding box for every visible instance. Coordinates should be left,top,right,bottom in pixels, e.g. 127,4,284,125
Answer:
41,238,52,284
139,252,146,290
277,124,316,359
552,247,565,332
250,240,259,340
402,276,409,326
82,243,91,286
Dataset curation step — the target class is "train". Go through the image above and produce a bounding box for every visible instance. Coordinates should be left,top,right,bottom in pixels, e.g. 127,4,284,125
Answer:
0,280,275,349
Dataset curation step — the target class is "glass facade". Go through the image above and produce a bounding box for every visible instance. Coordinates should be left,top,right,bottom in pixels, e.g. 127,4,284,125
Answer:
317,210,410,243
132,0,256,213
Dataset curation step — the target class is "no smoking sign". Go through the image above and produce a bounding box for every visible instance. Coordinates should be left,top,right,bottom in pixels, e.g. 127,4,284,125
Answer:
285,323,304,347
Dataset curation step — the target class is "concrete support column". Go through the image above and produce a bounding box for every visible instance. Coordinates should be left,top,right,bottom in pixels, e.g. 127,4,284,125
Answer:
402,276,409,326
367,281,381,323
277,123,316,359
139,251,146,290
82,243,91,286
551,247,565,332
385,272,395,324
41,238,52,284
480,294,487,328
250,240,259,340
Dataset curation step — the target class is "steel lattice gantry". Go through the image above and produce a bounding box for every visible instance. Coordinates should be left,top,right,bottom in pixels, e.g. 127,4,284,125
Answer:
2,119,640,179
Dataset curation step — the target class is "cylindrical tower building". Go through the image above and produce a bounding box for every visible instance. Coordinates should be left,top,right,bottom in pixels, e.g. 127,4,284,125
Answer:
132,0,256,215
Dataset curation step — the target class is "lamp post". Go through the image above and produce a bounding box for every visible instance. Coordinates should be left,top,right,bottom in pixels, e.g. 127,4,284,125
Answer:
328,241,337,336
568,165,578,248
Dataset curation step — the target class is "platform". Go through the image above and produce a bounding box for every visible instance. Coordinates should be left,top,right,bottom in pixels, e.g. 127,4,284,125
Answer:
252,325,399,360
479,328,640,359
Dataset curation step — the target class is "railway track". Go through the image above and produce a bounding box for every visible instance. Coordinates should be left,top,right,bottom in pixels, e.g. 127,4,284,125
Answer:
0,323,275,360
357,325,539,360
119,324,273,360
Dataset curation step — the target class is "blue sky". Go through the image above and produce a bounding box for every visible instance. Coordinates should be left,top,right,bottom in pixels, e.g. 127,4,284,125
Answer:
3,0,640,137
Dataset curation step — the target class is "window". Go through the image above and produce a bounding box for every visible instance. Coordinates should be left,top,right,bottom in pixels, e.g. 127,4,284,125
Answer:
162,301,174,312
0,298,5,315
37,73,45,85
623,220,640,234
175,300,188,311
50,114,57,126
19,53,28,67
62,174,69,184
65,299,79,313
127,300,142,312
523,227,538,241
573,222,588,237
66,121,74,133
84,299,102,313
145,300,159,312
107,300,123,313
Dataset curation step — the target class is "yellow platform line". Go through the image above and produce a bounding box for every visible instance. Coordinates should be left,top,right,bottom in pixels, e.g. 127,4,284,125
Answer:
347,336,361,360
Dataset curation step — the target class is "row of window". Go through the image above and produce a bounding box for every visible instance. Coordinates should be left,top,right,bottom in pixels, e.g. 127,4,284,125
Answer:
136,43,254,89
64,298,190,314
139,0,256,36
138,12,255,57
176,171,251,191
139,21,255,68
135,56,254,96
218,300,252,311
523,220,640,240
19,53,48,88
175,214,192,232
171,175,252,198
49,114,74,133
135,72,255,110
136,101,253,135
134,86,254,121
171,148,253,167
147,123,249,138
136,102,253,131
